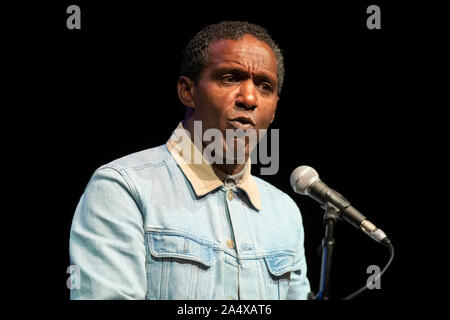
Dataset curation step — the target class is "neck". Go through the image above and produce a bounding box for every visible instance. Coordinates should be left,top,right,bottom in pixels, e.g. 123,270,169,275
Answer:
213,162,247,177
183,118,249,176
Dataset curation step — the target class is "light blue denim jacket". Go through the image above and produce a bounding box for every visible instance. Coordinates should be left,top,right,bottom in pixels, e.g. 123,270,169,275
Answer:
69,123,310,299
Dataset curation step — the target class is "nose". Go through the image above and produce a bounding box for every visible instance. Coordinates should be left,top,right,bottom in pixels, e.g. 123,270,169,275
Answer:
235,80,257,110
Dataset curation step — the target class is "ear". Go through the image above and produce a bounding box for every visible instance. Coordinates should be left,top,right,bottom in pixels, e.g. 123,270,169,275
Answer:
177,76,196,109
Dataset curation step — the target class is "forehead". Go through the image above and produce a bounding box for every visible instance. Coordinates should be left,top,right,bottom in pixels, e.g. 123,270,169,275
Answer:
208,34,278,76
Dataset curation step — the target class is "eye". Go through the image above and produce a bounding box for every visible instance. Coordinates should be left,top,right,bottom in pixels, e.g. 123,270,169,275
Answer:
221,74,239,84
260,82,274,93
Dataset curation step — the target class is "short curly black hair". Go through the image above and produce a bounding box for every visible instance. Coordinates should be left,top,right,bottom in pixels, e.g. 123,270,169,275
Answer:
180,21,285,94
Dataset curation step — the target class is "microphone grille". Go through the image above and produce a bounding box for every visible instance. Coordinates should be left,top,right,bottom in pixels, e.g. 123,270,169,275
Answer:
290,165,320,194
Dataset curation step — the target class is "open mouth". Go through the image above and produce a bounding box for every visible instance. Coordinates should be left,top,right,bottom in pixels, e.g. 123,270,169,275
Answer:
229,116,256,131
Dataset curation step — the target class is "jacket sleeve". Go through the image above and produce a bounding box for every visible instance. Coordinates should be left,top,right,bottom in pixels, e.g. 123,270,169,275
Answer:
286,205,311,300
69,166,147,299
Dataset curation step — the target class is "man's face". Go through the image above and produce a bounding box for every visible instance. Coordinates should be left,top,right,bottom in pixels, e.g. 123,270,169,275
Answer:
190,34,279,158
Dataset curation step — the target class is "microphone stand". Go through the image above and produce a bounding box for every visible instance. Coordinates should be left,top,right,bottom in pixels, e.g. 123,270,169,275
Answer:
308,202,340,300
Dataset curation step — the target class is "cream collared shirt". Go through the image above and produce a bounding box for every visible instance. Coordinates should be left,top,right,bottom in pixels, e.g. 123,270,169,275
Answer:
166,122,261,211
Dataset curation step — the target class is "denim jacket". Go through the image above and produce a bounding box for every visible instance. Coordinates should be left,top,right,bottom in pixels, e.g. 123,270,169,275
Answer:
69,122,310,299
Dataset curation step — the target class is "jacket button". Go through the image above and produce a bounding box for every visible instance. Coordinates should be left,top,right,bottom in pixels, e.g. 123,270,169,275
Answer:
227,189,234,201
226,239,235,249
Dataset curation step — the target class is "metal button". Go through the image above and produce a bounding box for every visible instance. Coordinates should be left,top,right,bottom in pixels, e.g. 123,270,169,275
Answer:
226,239,235,249
227,189,234,201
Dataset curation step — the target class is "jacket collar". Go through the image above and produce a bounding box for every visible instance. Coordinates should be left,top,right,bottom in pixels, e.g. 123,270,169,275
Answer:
166,122,261,211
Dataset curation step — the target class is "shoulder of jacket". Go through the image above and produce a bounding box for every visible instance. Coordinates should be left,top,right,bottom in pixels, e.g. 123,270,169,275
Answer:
97,144,172,173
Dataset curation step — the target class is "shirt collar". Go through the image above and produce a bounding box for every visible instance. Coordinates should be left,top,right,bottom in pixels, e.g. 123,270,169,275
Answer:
212,161,248,186
166,122,262,211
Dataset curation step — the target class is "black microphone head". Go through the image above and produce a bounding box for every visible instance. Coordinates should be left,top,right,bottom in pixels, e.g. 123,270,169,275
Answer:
290,165,320,195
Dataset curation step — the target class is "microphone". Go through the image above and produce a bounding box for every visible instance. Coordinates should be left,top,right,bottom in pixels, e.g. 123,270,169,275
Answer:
290,165,390,245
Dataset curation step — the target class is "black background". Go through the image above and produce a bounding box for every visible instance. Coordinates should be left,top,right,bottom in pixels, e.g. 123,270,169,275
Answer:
10,0,441,310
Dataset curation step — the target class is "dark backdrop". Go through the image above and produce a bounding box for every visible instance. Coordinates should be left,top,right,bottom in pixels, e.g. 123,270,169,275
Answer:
21,0,423,304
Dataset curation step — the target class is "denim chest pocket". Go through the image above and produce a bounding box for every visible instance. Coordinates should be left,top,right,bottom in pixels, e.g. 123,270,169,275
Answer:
264,254,302,299
145,230,214,300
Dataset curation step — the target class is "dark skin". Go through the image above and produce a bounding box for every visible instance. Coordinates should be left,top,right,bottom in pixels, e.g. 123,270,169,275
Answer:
177,34,279,176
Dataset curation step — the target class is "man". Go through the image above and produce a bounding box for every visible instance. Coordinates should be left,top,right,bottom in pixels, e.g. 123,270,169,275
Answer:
69,21,310,299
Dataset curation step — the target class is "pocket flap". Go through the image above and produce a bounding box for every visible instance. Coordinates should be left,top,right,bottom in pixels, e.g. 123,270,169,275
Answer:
264,255,301,277
148,232,213,267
